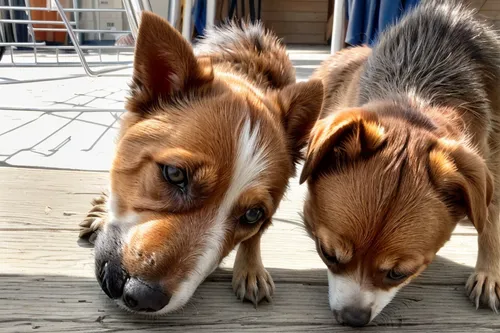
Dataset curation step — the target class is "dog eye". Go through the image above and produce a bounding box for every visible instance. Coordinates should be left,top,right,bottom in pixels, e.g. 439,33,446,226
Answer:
160,164,188,188
319,244,339,265
240,207,264,224
386,269,407,282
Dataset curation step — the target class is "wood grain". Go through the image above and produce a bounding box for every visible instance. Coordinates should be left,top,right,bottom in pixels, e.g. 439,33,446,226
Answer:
0,166,495,332
261,11,328,22
262,1,328,13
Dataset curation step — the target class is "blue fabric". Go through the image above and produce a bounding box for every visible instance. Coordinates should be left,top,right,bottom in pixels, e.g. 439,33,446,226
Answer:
193,0,207,37
345,0,420,46
13,0,28,43
195,0,259,36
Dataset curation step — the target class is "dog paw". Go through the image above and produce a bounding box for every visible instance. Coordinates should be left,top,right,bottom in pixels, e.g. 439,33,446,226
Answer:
232,265,275,307
78,194,108,244
465,271,500,312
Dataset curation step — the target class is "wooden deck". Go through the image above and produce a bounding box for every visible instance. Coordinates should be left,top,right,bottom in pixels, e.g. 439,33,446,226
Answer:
1,48,499,332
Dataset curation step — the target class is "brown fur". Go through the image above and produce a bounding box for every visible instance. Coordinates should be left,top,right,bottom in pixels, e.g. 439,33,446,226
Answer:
80,12,323,313
300,2,500,323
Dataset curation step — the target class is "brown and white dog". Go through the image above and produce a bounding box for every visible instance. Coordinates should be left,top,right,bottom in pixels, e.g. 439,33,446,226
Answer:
299,0,500,327
79,12,323,314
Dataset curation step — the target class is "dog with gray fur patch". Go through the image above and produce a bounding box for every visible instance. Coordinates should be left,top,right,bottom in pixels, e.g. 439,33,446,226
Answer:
300,0,500,326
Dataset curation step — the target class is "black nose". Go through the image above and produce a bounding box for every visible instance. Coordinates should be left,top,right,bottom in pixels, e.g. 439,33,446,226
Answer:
335,307,371,327
122,277,171,312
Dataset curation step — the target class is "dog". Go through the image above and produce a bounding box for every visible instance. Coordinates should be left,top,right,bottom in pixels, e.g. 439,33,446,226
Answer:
299,0,500,327
78,11,323,315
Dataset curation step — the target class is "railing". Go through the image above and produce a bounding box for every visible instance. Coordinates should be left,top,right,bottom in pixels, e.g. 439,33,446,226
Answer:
0,0,149,76
0,0,217,77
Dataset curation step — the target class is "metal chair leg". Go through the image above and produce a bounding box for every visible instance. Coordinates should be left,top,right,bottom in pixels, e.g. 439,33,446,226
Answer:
181,0,192,40
168,0,180,26
53,0,131,77
122,0,138,38
331,0,345,54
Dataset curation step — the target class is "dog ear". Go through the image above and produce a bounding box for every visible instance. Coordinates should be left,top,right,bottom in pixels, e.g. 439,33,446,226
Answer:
299,108,386,184
275,80,324,164
428,140,493,233
127,11,214,113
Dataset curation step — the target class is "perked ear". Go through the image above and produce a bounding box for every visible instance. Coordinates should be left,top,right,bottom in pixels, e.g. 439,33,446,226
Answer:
428,140,494,233
299,108,386,184
276,80,324,165
128,11,214,112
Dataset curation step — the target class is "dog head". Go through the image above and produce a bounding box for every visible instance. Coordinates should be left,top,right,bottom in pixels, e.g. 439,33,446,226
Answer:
300,103,493,326
94,12,323,315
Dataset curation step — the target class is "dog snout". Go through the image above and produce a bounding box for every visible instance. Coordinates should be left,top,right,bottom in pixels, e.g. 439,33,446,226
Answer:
97,261,128,299
334,306,372,327
122,277,171,312
94,225,128,299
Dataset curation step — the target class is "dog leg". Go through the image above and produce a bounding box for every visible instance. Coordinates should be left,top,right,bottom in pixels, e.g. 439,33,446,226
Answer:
466,197,500,312
78,193,108,244
232,232,275,307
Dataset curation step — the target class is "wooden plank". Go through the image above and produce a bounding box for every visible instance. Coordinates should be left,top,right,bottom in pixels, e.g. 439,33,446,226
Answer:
260,0,329,45
0,168,479,274
2,322,498,332
266,22,326,35
0,167,481,236
261,11,328,22
1,275,500,332
0,168,108,230
0,165,490,332
0,162,480,282
1,322,498,333
283,34,328,44
0,167,480,284
0,227,478,284
262,1,328,13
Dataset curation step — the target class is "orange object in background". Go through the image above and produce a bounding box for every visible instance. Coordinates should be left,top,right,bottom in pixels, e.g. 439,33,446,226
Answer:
30,0,72,44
